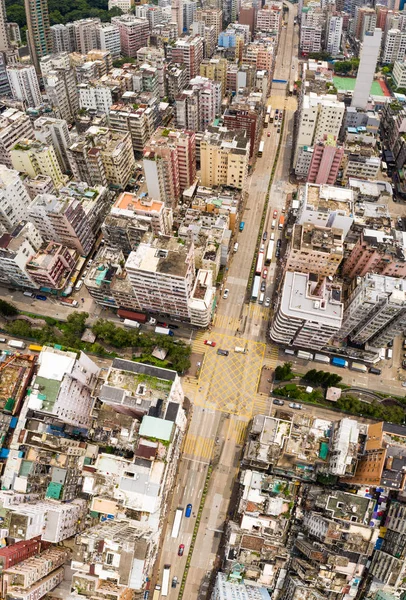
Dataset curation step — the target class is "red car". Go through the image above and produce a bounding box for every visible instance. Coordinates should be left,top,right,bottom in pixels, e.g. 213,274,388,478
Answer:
204,340,216,347
178,544,185,556
267,132,271,137
262,269,268,279
273,209,278,218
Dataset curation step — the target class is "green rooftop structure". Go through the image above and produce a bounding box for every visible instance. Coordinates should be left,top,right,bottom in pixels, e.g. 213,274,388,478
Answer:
139,415,174,442
46,482,62,499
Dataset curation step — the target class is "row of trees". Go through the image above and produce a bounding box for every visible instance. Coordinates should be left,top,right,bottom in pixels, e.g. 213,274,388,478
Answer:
303,369,342,388
333,58,360,75
337,395,405,424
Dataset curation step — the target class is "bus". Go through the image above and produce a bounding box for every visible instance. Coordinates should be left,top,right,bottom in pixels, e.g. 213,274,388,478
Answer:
171,508,183,539
29,344,43,352
255,251,264,275
264,115,269,128
252,276,261,301
270,109,275,123
258,141,264,156
265,241,274,265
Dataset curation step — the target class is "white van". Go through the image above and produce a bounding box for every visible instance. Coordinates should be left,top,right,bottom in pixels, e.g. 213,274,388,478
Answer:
271,219,276,230
235,346,247,354
23,291,34,297
259,292,265,304
270,233,275,241
387,348,393,359
75,280,84,291
284,349,295,355
234,242,239,252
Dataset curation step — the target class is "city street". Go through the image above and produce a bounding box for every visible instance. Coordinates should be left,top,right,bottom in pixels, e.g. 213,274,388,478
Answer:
154,4,300,598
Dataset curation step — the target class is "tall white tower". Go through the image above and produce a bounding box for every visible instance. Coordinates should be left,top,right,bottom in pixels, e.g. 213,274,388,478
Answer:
352,28,382,109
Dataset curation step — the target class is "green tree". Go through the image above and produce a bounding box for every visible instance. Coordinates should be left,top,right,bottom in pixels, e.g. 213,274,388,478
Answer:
0,299,18,316
275,362,293,381
6,319,32,337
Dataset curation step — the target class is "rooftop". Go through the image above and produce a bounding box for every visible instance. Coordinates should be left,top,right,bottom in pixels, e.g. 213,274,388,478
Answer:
280,272,343,327
125,237,192,278
305,183,354,213
113,192,163,215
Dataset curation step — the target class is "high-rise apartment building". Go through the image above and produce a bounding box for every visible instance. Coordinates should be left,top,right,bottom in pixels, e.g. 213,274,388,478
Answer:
24,0,52,72
33,117,72,174
6,64,42,108
336,273,406,346
0,0,10,53
382,28,406,63
223,103,261,159
353,6,376,41
183,0,197,31
78,83,113,114
200,126,249,190
325,14,343,55
200,57,227,95
112,15,150,57
143,127,196,207
270,272,343,350
125,237,195,321
71,18,100,54
213,573,271,600
68,126,135,189
44,68,79,123
294,94,345,169
0,165,31,232
343,229,406,279
306,137,344,184
28,194,95,256
0,108,34,168
256,4,282,36
175,76,221,131
109,99,160,156
97,23,121,60
11,139,67,189
352,29,382,109
195,8,223,37
50,24,74,53
285,223,344,278
0,229,38,289
169,35,204,79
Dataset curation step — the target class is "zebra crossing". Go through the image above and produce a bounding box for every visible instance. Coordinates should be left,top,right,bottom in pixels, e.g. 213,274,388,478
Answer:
252,394,272,417
182,433,214,462
212,314,241,332
262,344,279,369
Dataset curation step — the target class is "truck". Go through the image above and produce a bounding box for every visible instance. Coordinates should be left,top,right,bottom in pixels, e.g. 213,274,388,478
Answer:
265,241,274,265
278,215,285,230
29,344,43,352
255,251,264,275
153,587,161,600
60,298,78,307
297,350,314,361
251,276,261,301
171,508,183,539
8,340,26,350
271,219,276,230
161,565,171,597
123,319,140,329
350,361,368,373
314,353,330,364
155,326,174,336
258,140,265,155
117,309,147,323
331,356,348,368
239,221,245,232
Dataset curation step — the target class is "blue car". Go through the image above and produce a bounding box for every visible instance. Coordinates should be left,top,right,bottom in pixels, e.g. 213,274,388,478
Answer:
185,503,192,518
35,295,47,301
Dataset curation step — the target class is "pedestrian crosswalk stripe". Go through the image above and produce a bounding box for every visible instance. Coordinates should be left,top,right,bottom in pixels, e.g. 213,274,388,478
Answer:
253,395,271,416
183,433,214,460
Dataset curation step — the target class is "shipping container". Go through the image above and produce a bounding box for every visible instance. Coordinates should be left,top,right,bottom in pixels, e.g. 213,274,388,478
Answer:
117,309,147,323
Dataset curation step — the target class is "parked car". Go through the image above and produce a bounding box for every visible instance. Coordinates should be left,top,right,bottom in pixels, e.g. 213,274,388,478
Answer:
289,403,302,409
275,248,281,258
267,132,271,137
402,360,406,369
178,545,184,557
273,399,285,406
276,239,282,248
263,231,267,240
369,367,381,375
35,295,47,301
261,281,266,292
217,349,229,356
277,128,281,133
223,289,229,299
387,340,394,347
265,297,271,307
204,340,216,347
273,210,278,218
185,504,192,517
172,576,178,587
262,269,268,279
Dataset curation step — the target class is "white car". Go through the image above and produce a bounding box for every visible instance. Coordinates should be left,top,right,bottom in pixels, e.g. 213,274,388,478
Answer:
265,297,271,307
223,289,229,299
289,403,302,410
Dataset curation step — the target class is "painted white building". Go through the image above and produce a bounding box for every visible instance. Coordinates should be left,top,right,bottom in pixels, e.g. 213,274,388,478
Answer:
270,272,343,350
96,23,121,59
0,165,31,231
326,14,343,56
213,572,271,600
6,64,42,108
382,28,406,64
328,418,363,476
352,29,382,109
78,83,113,114
27,347,100,428
393,59,406,88
0,232,38,289
294,93,345,167
297,183,354,238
